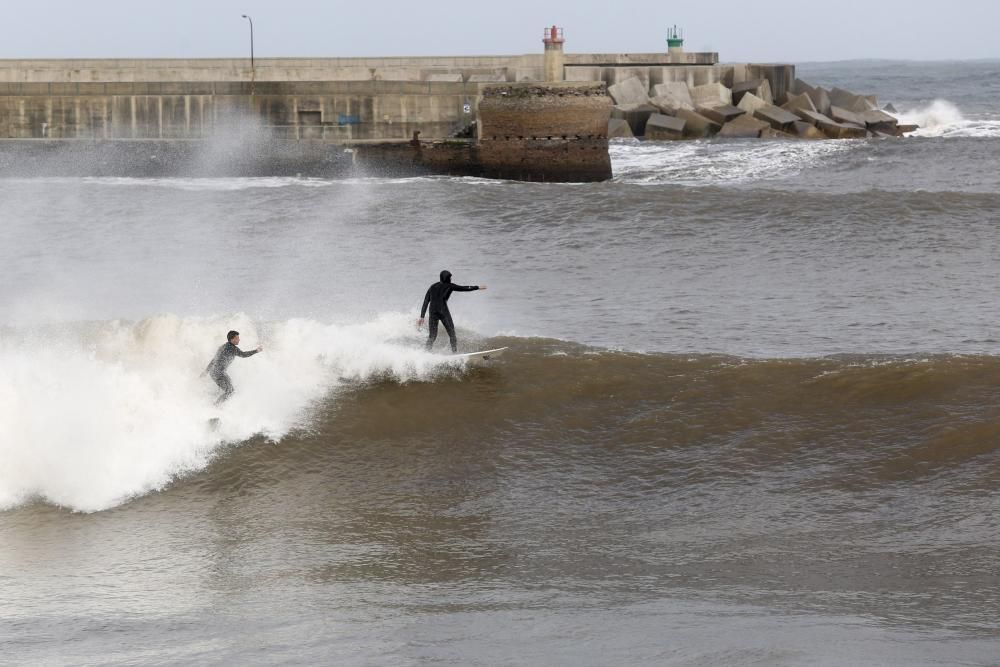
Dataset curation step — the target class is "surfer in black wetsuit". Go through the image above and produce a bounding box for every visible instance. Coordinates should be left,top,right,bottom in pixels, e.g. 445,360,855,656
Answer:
418,270,487,353
202,330,262,405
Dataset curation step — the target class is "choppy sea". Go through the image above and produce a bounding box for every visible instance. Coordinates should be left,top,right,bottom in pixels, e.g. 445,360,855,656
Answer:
2,60,999,665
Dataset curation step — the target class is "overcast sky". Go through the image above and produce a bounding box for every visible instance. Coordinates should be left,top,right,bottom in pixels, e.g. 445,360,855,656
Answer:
0,0,996,62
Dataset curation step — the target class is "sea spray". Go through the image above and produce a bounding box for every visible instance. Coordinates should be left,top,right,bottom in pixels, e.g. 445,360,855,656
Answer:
900,99,1000,138
0,312,463,512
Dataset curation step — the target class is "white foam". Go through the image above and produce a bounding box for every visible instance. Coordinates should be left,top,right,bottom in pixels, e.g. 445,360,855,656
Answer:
0,313,466,513
610,138,855,185
899,100,1000,138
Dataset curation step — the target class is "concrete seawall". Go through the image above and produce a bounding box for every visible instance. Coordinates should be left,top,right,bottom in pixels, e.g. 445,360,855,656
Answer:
0,80,480,142
0,55,792,181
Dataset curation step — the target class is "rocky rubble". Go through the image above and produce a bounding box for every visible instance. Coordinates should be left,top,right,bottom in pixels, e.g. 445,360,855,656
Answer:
608,76,918,141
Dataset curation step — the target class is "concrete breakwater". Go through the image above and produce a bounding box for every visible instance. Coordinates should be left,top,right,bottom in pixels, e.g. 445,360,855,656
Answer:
0,47,906,181
609,74,918,141
0,52,782,182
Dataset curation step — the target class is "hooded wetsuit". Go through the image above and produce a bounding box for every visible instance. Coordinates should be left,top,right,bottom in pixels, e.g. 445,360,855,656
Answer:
420,270,479,352
205,342,259,404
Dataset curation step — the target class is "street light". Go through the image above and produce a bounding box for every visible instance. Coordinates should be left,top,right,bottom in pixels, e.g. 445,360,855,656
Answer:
241,14,255,94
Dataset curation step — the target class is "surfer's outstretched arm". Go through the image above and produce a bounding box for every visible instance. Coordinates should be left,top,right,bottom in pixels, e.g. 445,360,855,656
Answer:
452,284,486,292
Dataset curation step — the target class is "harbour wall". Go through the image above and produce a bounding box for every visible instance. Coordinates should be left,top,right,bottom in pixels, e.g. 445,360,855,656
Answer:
0,56,792,181
0,57,789,142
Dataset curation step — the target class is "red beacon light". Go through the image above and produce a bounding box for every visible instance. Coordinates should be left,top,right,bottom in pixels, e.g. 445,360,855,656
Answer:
543,25,564,45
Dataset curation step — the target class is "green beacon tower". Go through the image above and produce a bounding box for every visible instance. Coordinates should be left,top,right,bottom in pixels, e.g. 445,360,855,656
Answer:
666,25,685,61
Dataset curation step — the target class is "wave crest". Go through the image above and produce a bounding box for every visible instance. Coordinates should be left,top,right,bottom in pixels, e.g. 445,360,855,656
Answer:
0,313,468,512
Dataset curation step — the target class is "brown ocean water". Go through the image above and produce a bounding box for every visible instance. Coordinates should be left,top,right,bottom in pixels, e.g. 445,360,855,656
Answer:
2,62,1000,665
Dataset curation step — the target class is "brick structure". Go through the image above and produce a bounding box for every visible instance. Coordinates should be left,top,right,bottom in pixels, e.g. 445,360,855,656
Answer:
476,82,611,182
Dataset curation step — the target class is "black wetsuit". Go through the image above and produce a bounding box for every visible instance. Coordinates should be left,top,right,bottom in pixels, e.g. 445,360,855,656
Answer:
420,270,479,352
205,342,259,404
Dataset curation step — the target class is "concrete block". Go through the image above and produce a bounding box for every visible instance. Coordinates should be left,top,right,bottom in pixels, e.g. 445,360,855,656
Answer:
830,106,864,126
790,78,816,96
896,124,919,135
793,108,831,126
736,92,768,115
848,96,877,113
644,113,686,140
753,105,800,131
689,82,732,108
828,87,859,108
861,109,898,127
794,109,864,139
731,78,762,103
608,117,635,139
608,76,651,106
781,92,816,114
884,103,898,114
650,81,694,110
829,87,876,113
675,108,722,138
806,86,832,116
611,103,658,135
732,78,773,105
829,122,867,139
651,95,690,113
717,114,769,138
790,121,825,139
697,104,744,125
758,79,774,105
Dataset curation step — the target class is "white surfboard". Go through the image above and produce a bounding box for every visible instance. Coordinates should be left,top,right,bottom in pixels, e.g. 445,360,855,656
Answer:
454,347,508,364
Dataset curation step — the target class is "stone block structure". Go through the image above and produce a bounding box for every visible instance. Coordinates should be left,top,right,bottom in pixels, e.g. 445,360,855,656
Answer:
477,82,611,181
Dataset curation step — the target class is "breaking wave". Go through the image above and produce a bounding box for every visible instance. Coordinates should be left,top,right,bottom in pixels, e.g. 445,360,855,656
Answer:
0,313,478,512
900,99,1000,138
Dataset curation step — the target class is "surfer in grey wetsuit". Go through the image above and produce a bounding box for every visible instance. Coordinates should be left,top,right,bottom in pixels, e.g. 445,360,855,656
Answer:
202,330,262,405
418,270,487,353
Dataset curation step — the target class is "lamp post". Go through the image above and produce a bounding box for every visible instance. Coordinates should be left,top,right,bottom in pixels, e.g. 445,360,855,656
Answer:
241,14,255,94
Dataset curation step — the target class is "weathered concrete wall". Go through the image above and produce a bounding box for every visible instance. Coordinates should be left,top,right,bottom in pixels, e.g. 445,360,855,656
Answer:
0,52,720,84
0,57,544,83
0,81,481,141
